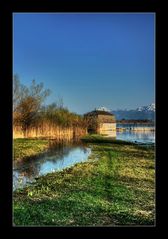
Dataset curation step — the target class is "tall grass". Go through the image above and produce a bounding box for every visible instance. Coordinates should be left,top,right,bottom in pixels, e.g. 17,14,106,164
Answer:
13,123,87,141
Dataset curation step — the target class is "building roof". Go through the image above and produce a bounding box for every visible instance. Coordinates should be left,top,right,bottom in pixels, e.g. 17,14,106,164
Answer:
84,110,115,116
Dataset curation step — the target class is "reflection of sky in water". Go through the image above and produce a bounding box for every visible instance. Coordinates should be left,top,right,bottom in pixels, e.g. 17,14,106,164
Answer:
117,131,155,143
13,146,91,191
13,127,155,190
13,170,36,191
39,148,91,175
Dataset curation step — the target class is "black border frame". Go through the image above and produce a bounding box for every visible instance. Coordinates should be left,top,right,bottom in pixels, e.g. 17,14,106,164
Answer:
0,0,163,237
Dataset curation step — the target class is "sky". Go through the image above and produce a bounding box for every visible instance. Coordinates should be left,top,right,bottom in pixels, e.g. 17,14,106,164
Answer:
13,13,155,114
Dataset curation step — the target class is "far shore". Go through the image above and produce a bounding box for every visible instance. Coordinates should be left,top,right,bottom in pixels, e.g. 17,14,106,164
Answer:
116,127,155,132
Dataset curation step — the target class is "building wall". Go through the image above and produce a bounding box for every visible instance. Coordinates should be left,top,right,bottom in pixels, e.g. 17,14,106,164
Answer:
84,112,116,135
98,123,116,136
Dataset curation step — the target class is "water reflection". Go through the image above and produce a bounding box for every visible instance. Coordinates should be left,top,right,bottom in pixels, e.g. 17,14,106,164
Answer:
117,130,155,144
100,125,155,143
13,145,91,191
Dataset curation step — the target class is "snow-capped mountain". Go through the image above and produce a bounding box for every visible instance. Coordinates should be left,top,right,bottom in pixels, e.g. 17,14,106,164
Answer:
137,103,155,112
112,103,155,120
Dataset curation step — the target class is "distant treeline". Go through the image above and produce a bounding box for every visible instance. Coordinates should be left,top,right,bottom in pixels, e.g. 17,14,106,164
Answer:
117,119,154,124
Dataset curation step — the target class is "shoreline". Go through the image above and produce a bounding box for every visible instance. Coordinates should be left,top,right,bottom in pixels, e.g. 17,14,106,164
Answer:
13,136,155,226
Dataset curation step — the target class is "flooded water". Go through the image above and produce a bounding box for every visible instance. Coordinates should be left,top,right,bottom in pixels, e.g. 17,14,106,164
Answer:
101,123,155,144
13,124,155,190
116,130,155,144
13,144,91,191
116,123,155,144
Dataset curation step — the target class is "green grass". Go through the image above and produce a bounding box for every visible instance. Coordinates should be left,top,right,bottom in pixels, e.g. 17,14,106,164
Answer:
13,139,155,226
13,138,49,161
81,134,136,145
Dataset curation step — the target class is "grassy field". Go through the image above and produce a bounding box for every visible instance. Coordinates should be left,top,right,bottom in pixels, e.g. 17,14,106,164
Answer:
13,136,155,226
13,138,49,161
81,134,134,144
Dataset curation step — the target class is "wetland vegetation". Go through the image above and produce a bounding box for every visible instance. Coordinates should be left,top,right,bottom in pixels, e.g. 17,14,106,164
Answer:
13,136,155,226
13,78,155,226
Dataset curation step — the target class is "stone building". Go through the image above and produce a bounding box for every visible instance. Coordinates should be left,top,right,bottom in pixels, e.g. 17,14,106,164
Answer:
84,109,116,136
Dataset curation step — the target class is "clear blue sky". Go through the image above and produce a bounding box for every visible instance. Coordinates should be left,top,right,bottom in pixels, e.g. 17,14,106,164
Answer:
13,13,155,114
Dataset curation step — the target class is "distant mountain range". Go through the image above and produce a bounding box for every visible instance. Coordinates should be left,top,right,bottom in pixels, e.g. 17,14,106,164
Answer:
112,103,155,120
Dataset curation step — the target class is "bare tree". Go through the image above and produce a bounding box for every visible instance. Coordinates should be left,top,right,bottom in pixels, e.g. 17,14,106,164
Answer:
13,75,51,135
13,74,28,112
